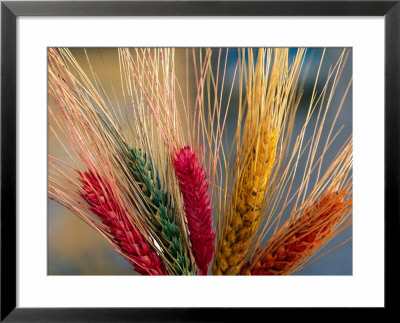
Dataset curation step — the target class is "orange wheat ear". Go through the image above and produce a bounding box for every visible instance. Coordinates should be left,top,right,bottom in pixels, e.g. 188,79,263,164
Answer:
241,190,352,275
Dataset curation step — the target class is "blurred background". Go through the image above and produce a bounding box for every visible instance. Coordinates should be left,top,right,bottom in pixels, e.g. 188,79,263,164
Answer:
48,47,352,275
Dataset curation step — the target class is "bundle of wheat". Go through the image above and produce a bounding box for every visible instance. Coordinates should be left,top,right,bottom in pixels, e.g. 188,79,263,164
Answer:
48,47,352,276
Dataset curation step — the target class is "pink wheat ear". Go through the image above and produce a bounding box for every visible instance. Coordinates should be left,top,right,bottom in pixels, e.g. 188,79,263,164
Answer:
173,146,215,275
80,171,168,275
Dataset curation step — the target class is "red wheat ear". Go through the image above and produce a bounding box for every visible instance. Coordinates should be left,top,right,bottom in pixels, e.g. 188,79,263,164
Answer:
173,146,215,275
80,171,168,275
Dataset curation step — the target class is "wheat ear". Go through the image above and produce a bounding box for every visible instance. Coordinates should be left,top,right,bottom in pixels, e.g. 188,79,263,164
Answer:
241,190,352,275
79,171,168,275
213,128,279,275
126,146,195,275
173,146,215,275
213,48,305,275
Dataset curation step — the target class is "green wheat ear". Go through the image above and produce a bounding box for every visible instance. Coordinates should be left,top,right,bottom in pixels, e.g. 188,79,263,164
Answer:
126,146,195,275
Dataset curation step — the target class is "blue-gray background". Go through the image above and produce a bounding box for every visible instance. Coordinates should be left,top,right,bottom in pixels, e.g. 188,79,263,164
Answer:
48,48,352,275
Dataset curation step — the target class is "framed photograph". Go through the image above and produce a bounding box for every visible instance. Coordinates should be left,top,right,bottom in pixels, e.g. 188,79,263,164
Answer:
1,0,398,320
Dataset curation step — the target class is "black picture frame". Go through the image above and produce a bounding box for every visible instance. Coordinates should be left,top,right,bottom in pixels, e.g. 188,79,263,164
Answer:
1,0,399,321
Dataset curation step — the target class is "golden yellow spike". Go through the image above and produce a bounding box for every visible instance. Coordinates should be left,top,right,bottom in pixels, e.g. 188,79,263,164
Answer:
213,48,305,275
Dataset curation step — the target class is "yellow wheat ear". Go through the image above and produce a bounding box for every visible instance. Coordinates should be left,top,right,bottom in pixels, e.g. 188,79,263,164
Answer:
213,48,305,275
